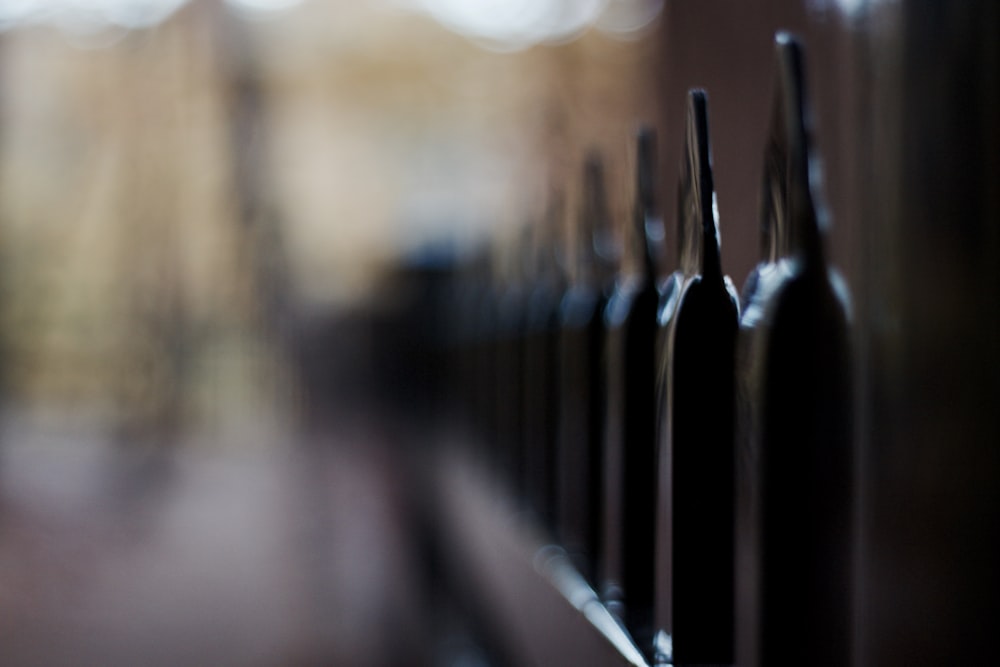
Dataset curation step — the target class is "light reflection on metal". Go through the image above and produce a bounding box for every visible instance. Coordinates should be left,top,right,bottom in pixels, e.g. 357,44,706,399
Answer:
534,544,650,667
806,0,893,21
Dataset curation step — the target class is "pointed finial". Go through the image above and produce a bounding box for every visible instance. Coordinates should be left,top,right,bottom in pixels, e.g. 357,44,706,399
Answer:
678,89,722,282
583,150,620,284
633,126,662,279
771,32,825,267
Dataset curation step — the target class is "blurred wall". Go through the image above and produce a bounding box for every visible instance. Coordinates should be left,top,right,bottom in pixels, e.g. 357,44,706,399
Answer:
0,1,662,441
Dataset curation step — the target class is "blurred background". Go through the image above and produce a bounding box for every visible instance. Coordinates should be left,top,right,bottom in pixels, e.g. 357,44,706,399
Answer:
0,0,660,447
0,2,665,664
0,0,997,665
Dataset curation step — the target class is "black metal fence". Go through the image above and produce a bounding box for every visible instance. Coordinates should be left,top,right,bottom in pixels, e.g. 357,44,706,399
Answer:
407,16,1000,665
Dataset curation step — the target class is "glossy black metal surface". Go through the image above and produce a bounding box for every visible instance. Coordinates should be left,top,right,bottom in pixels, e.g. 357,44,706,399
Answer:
652,151,684,667
448,249,496,456
493,234,529,495
521,201,567,530
555,153,617,583
655,90,740,666
602,130,661,654
735,34,852,667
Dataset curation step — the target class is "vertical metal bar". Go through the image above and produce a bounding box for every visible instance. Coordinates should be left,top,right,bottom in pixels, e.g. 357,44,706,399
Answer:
556,153,616,583
736,33,853,667
657,91,740,666
602,139,660,654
